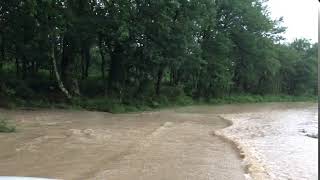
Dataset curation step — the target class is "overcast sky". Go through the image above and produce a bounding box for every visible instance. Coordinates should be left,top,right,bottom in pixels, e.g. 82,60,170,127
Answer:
266,0,319,43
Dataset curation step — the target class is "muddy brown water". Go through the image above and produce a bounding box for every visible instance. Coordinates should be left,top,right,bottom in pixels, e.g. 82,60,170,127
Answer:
0,102,315,180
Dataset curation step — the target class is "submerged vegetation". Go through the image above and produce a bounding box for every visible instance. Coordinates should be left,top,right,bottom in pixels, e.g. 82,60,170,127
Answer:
0,119,15,133
0,0,317,112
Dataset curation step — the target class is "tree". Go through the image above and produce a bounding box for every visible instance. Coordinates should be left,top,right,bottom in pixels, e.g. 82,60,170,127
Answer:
0,0,316,105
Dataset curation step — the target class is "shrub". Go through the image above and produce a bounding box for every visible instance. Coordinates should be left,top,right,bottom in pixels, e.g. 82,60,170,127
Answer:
110,104,126,113
80,78,105,97
161,86,185,100
0,119,16,133
76,97,128,113
123,105,139,112
175,95,194,105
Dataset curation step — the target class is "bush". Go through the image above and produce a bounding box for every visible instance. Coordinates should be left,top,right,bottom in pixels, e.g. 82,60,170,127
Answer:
0,119,16,133
161,86,185,100
209,94,317,104
6,79,35,99
175,95,194,105
80,78,105,97
110,104,126,113
75,97,128,113
149,95,169,108
123,105,139,112
27,75,56,95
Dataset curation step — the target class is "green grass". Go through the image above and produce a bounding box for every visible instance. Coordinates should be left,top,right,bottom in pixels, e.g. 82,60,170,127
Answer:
76,94,316,113
0,94,316,114
208,94,317,105
1,72,316,113
0,119,16,133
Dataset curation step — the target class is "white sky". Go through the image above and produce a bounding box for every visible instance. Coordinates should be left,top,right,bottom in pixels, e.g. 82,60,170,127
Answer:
266,0,319,43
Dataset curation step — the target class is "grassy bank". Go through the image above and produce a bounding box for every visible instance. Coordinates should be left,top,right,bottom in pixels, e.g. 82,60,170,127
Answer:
0,72,317,113
208,95,317,104
1,94,317,113
0,119,16,133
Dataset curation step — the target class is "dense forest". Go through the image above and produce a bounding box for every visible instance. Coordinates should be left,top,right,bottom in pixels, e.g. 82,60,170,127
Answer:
0,0,317,111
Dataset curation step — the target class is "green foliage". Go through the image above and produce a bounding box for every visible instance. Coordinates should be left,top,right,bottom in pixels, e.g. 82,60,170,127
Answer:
80,78,105,97
209,95,317,104
0,119,16,133
0,0,317,111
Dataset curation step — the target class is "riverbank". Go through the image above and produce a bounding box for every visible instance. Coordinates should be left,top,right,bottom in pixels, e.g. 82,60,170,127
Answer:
1,94,317,113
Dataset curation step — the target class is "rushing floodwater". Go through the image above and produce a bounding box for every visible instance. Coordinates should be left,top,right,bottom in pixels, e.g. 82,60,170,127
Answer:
0,102,317,180
217,105,318,180
0,108,246,180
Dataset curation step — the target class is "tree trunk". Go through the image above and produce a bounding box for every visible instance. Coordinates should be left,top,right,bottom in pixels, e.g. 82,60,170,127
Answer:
0,34,4,71
50,43,72,99
61,38,68,82
170,68,174,85
21,55,27,79
31,61,36,76
84,45,90,78
155,67,164,96
15,57,20,77
80,43,91,79
108,44,124,95
98,36,106,79
98,36,108,94
80,48,85,79
60,36,80,96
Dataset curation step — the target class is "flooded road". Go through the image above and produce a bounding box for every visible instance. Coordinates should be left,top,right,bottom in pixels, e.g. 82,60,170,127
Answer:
0,102,317,180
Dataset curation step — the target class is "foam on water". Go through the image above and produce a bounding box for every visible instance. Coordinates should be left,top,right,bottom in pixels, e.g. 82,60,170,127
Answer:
217,106,318,180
